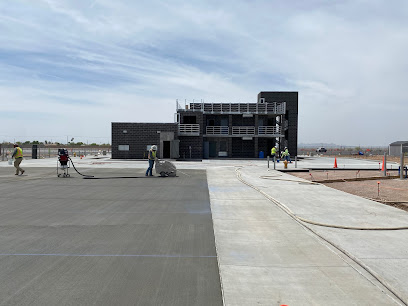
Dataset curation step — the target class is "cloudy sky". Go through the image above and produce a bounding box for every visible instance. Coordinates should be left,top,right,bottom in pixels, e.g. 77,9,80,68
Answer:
0,0,407,146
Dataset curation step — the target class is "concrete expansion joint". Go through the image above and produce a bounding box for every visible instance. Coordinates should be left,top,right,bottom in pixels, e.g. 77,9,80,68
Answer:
234,166,408,306
236,168,408,231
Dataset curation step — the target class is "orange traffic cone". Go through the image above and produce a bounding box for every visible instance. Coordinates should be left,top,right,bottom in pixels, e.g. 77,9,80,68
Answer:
381,156,385,171
333,157,338,168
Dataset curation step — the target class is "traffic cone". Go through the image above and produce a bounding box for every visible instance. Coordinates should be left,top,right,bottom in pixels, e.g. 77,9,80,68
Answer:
333,157,338,168
381,156,385,171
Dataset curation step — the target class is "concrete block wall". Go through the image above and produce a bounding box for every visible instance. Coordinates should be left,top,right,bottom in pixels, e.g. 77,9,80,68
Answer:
232,138,255,158
178,136,203,159
112,123,177,159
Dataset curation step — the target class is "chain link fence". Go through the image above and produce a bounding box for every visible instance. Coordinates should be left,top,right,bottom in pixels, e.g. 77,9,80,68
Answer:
1,144,111,161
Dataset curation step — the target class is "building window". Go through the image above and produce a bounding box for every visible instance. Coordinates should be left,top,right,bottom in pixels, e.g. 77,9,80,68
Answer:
259,98,265,104
123,130,128,134
183,116,197,124
118,145,129,151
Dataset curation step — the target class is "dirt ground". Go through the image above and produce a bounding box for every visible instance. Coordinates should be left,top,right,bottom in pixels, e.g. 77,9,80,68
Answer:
326,154,404,164
289,169,408,213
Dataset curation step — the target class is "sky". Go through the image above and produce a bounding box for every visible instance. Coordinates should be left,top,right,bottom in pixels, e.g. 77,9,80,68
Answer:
0,0,407,146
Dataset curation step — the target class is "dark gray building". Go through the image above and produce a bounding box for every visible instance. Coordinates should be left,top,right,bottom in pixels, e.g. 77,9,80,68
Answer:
112,91,298,159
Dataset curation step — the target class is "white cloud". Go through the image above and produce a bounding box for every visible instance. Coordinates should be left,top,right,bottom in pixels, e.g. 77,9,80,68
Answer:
0,0,407,145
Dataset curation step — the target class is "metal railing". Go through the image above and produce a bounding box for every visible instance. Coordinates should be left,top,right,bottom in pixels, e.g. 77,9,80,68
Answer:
258,126,282,135
232,126,255,135
206,126,229,135
178,124,200,136
177,102,286,114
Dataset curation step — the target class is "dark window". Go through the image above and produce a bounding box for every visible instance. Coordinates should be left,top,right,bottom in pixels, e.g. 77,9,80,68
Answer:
183,116,196,124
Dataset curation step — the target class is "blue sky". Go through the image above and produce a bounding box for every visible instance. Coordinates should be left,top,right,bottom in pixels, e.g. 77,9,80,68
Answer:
1,0,407,145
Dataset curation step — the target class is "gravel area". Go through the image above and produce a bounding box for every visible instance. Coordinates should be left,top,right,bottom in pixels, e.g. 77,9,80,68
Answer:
289,170,408,213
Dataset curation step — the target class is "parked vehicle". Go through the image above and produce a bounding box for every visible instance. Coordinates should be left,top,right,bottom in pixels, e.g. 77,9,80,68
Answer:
316,147,327,153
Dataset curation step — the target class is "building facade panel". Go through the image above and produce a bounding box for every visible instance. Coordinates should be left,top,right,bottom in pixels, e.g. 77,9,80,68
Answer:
112,123,177,159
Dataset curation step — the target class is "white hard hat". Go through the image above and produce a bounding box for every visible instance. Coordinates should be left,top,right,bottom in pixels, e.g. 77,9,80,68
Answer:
151,145,157,151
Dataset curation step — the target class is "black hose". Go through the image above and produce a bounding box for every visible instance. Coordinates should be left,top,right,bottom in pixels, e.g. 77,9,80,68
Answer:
68,157,94,178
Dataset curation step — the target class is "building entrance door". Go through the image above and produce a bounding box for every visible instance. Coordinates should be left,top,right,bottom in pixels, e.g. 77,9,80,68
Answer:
163,141,171,158
209,142,217,158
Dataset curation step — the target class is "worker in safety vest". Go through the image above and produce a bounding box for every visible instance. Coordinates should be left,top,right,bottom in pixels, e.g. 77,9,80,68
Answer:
145,145,157,176
271,146,277,160
281,147,291,163
12,144,25,175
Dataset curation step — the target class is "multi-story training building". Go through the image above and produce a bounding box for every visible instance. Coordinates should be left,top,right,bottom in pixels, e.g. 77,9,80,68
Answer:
112,91,298,159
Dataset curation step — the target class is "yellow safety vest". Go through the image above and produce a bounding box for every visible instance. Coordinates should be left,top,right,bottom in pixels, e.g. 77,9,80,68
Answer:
149,150,156,160
271,148,276,155
15,147,23,158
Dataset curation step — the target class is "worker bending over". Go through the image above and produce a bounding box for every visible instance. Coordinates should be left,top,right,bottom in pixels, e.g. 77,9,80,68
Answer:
281,147,291,163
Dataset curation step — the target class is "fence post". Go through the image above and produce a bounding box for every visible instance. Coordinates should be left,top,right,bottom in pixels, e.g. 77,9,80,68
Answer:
383,152,387,177
267,156,269,168
273,156,276,170
295,156,297,168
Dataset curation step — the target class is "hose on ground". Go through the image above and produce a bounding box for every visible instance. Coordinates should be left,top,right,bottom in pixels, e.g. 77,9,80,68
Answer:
249,170,408,230
235,167,408,305
68,158,94,178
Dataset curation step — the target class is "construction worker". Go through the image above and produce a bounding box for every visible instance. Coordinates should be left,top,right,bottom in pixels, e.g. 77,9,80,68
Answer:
271,146,277,161
145,145,157,176
281,147,291,163
12,144,25,176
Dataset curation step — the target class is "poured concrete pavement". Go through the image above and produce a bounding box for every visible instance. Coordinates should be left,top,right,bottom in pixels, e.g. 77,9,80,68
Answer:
0,167,222,305
209,166,408,305
1,157,408,305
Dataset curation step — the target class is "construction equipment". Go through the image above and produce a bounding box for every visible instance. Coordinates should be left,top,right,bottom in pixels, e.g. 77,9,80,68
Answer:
57,148,70,177
155,159,177,177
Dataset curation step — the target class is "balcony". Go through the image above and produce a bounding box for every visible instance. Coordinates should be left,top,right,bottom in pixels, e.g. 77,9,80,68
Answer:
206,126,229,135
177,102,286,115
258,126,282,136
178,124,200,136
232,126,255,135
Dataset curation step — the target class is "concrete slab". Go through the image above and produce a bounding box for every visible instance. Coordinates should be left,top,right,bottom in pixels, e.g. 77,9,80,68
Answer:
233,166,408,304
1,157,407,305
0,167,222,305
208,166,403,305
